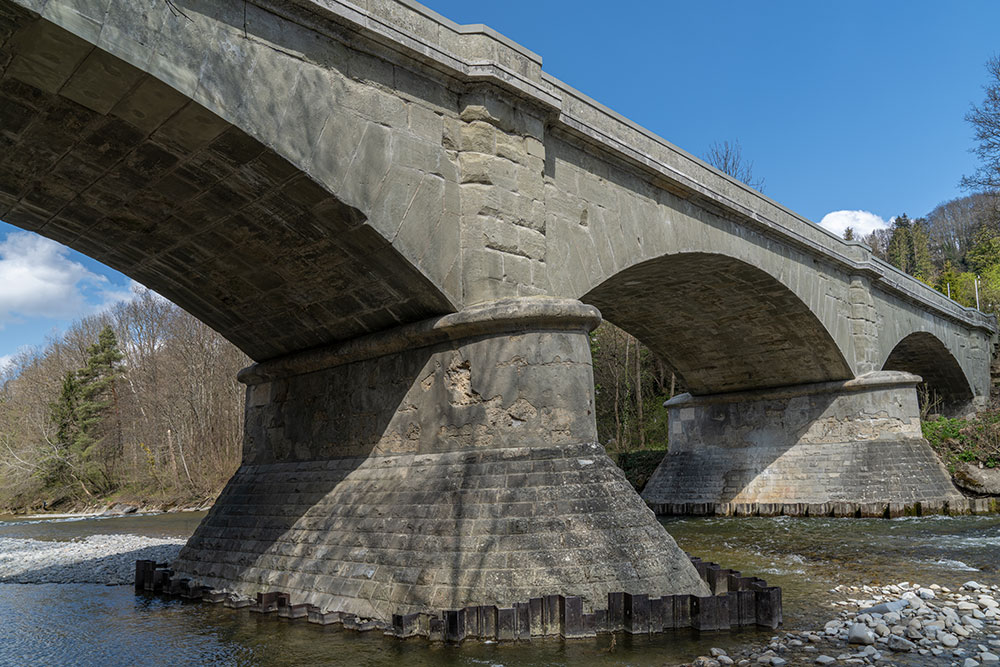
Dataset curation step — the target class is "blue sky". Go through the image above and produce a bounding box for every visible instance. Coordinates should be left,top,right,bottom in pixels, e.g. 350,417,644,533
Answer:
2,1,999,370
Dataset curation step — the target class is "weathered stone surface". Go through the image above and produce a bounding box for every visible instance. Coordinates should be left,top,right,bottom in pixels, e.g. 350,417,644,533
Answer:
643,372,964,508
953,462,1000,496
0,0,993,400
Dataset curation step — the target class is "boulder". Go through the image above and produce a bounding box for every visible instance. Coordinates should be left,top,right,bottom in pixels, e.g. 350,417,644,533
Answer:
103,503,139,516
888,635,917,652
953,462,1000,495
848,623,875,645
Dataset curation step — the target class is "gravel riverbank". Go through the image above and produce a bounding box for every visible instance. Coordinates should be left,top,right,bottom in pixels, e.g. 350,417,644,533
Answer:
0,534,185,585
689,580,1000,666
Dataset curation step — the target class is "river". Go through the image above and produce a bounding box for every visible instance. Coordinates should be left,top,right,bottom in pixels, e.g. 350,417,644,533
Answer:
1,511,998,666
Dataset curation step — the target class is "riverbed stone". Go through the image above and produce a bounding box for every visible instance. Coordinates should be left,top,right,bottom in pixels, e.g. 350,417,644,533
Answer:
888,635,917,652
848,623,876,645
941,632,961,647
0,534,183,585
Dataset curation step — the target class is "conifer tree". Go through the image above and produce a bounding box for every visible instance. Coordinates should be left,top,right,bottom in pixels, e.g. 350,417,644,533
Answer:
44,325,123,496
911,220,936,282
886,214,914,273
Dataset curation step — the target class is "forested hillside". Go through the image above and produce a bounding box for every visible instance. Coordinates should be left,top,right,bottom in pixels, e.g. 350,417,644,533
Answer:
0,289,248,511
858,193,1000,311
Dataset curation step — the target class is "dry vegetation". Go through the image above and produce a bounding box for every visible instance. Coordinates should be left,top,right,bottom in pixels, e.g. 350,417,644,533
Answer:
0,288,248,512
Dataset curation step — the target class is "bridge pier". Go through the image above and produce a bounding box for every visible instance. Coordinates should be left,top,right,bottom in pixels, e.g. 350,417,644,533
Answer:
172,297,708,620
642,371,964,513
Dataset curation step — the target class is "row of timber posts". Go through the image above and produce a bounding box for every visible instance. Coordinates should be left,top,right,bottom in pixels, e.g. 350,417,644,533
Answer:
135,556,781,642
652,498,1000,518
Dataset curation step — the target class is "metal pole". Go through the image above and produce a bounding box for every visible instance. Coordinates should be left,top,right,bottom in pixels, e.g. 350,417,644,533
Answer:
975,276,981,310
947,283,951,299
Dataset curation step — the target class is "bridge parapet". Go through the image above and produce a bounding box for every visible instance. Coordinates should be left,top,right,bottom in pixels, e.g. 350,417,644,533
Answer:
270,0,992,333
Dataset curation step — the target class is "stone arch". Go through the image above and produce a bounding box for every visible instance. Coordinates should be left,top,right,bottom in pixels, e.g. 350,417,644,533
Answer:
881,332,974,416
582,252,854,395
0,2,459,361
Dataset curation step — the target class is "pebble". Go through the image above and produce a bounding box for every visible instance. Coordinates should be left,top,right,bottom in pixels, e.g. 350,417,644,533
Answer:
0,534,184,585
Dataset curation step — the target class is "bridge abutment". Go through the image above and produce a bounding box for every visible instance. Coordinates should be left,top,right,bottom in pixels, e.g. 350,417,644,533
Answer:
643,371,963,514
172,297,709,620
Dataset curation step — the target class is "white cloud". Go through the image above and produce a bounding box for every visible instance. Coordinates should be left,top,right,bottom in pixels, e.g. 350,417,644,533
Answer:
0,354,12,375
819,210,890,238
0,231,132,329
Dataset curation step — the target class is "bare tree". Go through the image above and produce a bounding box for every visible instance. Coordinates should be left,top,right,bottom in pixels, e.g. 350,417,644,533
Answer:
962,55,1000,192
0,288,249,510
705,139,765,192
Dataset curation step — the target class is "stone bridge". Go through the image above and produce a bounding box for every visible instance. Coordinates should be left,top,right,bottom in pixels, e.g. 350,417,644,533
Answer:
1,0,995,621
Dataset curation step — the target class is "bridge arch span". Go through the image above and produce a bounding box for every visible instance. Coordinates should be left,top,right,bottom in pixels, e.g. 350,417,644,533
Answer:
881,331,974,416
0,3,460,361
581,252,853,395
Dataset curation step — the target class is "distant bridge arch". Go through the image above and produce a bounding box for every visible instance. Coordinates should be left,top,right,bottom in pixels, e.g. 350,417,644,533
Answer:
582,252,853,395
882,331,974,416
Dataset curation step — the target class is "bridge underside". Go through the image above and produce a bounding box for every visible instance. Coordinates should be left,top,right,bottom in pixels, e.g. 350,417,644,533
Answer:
883,332,975,416
583,253,854,394
0,6,452,360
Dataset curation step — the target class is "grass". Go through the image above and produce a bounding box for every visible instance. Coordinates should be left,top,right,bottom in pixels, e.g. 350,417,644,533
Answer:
923,412,1000,472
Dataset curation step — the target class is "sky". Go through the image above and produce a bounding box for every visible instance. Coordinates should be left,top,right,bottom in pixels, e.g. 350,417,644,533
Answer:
2,0,1000,370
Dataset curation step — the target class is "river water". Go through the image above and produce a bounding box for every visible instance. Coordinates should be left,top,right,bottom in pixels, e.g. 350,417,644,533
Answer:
1,511,998,666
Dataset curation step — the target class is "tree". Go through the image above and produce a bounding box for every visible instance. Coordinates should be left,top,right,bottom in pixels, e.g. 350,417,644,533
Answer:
843,227,855,241
0,289,250,511
886,214,914,273
962,55,1000,192
966,221,1000,274
924,193,999,269
44,325,123,496
911,220,936,282
862,227,892,261
705,139,765,191
936,261,963,300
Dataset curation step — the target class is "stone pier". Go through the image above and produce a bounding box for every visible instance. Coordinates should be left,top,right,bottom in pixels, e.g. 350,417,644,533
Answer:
642,371,964,514
172,298,709,620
